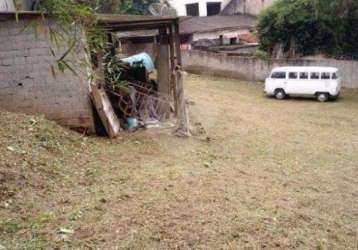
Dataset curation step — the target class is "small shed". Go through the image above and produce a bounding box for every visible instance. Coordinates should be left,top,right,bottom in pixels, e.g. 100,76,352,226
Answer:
95,14,183,119
0,12,187,135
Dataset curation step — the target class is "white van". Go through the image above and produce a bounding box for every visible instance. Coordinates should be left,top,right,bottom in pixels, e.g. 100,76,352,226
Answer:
264,66,341,102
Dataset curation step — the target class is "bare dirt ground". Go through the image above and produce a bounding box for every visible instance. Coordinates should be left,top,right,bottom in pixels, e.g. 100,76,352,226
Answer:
1,74,358,249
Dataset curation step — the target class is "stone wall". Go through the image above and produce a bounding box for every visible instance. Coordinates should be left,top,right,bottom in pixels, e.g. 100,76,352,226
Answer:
0,14,94,129
182,50,358,88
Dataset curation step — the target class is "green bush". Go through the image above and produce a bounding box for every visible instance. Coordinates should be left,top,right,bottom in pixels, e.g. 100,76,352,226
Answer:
256,0,358,59
254,49,269,59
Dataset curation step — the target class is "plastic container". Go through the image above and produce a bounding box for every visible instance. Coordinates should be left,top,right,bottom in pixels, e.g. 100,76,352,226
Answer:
127,117,138,129
121,53,155,72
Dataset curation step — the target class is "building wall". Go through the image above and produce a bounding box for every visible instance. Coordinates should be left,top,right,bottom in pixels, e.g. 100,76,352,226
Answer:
0,0,15,11
222,0,276,16
0,15,94,129
243,0,276,15
182,50,358,88
192,28,250,41
168,0,231,16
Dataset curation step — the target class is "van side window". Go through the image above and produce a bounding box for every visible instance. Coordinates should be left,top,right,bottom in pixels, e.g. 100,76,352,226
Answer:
332,72,338,79
289,72,298,79
299,72,308,79
271,72,286,79
310,72,320,79
321,72,330,79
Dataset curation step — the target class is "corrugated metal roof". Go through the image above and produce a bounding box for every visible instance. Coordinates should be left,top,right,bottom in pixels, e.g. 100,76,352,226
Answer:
96,14,178,24
115,30,158,39
179,15,256,34
0,12,178,25
96,14,179,31
0,12,179,32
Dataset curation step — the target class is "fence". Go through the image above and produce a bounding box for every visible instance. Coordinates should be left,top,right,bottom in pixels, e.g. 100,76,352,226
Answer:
182,50,358,88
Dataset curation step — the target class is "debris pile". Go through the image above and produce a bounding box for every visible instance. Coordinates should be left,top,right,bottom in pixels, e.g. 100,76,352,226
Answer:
91,52,182,137
88,15,190,139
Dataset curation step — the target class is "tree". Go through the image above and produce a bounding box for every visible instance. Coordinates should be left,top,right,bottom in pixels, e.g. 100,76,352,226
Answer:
95,0,160,14
256,0,358,58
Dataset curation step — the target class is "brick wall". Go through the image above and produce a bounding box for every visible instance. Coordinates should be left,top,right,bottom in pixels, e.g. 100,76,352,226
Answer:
0,14,94,129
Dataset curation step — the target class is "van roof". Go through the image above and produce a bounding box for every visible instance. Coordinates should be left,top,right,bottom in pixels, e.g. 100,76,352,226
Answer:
272,66,338,72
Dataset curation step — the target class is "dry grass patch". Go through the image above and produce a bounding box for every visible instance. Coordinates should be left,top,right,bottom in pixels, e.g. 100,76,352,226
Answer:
1,74,358,249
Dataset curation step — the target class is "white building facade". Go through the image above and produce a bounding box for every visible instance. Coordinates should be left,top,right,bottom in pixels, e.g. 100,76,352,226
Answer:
168,0,231,16
167,0,277,17
0,0,15,11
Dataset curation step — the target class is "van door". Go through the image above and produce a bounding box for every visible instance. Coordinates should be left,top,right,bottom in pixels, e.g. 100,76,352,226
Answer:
321,72,332,93
270,71,287,91
309,72,321,95
298,72,311,94
286,72,300,94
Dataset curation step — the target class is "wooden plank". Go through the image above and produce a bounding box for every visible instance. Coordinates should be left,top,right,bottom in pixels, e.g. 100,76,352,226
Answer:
91,52,121,138
90,85,121,138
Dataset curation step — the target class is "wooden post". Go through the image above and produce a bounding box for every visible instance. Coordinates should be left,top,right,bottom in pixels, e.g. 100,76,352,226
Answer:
171,21,183,116
169,24,178,117
175,66,190,137
157,27,171,120
168,25,175,70
174,21,182,66
107,32,116,58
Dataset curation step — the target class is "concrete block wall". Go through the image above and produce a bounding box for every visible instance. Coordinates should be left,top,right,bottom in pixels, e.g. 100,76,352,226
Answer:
0,14,94,129
182,50,358,88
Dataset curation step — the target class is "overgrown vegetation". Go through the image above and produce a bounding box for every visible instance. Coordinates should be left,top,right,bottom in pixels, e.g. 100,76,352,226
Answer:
20,0,159,75
256,0,358,59
96,0,159,14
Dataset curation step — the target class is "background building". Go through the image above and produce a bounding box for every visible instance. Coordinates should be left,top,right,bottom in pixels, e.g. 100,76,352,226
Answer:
221,0,277,16
167,0,232,16
166,0,276,16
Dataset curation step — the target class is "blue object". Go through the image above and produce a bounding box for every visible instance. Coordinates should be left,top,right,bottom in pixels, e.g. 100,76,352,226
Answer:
127,117,138,129
122,53,155,72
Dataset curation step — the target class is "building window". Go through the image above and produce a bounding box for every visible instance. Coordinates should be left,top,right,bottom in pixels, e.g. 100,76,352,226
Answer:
230,37,237,45
219,35,224,45
207,2,221,16
186,3,199,16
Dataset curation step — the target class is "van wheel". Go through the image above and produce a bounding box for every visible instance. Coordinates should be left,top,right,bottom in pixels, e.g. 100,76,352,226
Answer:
317,93,329,102
275,89,286,100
